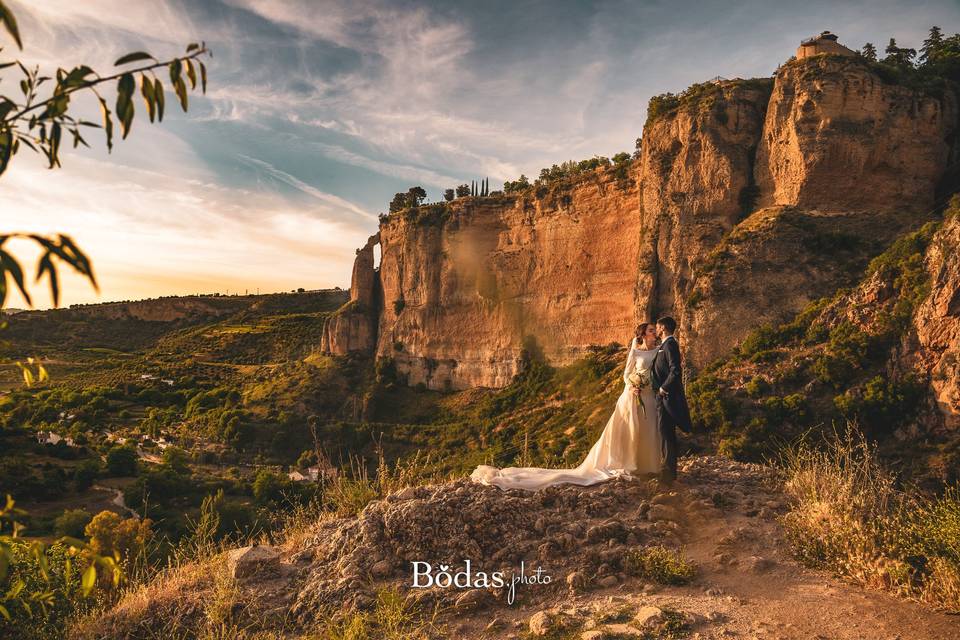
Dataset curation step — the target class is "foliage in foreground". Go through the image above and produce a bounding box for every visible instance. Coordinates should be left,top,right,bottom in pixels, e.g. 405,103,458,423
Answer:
781,427,960,612
0,496,122,639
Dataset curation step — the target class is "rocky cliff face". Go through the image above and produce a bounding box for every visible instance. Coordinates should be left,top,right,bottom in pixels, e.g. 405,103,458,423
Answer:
376,171,642,389
911,212,960,432
324,55,960,389
636,80,772,365
756,56,959,213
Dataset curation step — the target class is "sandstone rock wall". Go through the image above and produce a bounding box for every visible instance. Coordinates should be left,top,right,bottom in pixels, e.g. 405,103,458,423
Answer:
323,55,960,388
320,234,381,355
376,171,643,389
636,80,771,356
756,55,958,213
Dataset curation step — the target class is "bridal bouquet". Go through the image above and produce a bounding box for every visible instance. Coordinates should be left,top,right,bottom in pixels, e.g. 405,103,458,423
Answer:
627,369,651,416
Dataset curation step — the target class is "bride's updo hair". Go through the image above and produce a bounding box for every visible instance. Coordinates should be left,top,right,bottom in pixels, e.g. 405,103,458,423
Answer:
634,323,650,343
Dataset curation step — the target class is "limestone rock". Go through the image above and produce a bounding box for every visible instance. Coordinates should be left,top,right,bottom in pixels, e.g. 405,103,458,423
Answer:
226,545,280,580
634,605,666,627
529,610,576,637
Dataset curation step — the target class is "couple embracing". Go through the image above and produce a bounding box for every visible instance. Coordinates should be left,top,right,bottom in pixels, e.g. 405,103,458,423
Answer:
471,317,692,491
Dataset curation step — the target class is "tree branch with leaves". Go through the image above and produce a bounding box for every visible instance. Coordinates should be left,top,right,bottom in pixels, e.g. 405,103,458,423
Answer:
0,0,210,309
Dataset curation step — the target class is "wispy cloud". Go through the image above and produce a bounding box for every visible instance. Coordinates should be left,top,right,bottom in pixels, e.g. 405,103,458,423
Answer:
3,0,959,308
236,154,377,220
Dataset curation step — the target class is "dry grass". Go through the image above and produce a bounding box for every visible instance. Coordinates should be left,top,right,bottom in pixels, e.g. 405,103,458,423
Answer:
324,448,454,517
781,425,960,612
314,586,445,640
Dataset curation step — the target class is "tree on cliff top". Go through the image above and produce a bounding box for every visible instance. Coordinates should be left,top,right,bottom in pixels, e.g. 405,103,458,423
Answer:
860,42,878,61
920,26,943,63
883,38,917,69
407,186,426,207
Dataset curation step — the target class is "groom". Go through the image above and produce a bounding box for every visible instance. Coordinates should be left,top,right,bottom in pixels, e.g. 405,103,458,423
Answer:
651,316,692,483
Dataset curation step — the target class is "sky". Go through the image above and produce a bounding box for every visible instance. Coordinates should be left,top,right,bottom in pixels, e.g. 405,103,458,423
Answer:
2,0,959,308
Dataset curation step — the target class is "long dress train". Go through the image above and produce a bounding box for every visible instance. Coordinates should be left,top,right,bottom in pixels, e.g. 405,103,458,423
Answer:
470,338,661,491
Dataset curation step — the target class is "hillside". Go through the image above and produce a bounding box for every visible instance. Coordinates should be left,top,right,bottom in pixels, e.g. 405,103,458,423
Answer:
74,457,960,639
688,201,960,489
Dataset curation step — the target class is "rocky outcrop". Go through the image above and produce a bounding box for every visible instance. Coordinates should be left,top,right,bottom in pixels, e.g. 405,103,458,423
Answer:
288,462,723,617
76,457,960,639
350,234,380,306
320,234,380,355
756,55,959,212
637,79,772,321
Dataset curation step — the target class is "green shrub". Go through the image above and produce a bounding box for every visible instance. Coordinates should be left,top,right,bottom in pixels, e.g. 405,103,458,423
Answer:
687,375,734,432
834,374,924,434
811,321,870,387
105,445,138,477
53,509,92,538
745,376,767,397
624,545,696,584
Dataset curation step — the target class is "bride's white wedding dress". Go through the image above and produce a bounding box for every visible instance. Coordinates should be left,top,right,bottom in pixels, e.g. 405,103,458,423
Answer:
471,338,662,491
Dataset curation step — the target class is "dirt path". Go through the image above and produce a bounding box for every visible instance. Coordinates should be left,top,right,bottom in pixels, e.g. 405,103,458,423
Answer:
92,484,139,520
450,457,959,639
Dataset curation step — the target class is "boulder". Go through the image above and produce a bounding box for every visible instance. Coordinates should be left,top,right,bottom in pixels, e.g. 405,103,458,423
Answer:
227,544,280,580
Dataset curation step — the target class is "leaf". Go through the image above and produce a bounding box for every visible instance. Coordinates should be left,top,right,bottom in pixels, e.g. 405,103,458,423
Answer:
60,65,94,90
186,42,200,53
140,74,155,122
36,253,59,307
0,98,14,121
116,72,135,139
18,360,35,385
199,61,207,94
58,235,97,288
154,79,165,121
0,246,30,306
48,121,62,168
0,603,9,621
0,127,12,177
185,59,197,90
114,51,155,66
169,58,181,85
0,1,23,50
81,563,96,596
98,97,114,152
174,77,188,112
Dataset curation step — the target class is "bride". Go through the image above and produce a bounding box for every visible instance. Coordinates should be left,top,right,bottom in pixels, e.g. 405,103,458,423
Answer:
471,323,662,491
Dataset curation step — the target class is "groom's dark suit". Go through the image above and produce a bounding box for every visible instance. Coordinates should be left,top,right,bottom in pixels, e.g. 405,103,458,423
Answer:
651,335,692,481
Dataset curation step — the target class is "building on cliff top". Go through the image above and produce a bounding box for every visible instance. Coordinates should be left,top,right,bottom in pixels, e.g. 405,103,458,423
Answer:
796,31,856,59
